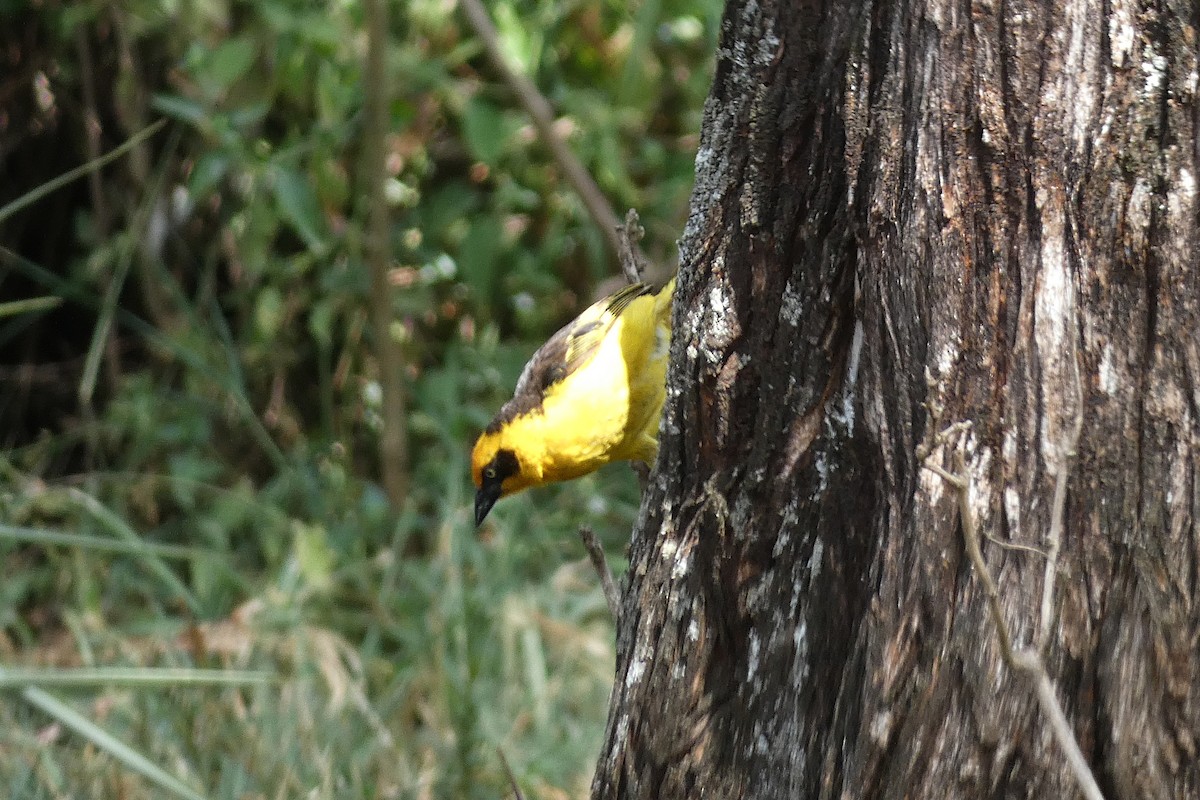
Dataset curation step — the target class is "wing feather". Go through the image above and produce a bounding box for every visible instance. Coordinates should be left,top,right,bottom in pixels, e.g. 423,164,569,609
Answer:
563,282,650,377
486,282,652,433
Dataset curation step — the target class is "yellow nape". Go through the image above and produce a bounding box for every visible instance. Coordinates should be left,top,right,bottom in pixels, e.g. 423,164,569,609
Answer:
472,277,674,501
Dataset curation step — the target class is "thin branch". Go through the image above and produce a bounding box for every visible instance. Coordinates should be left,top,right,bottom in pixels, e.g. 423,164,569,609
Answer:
362,0,411,513
923,458,966,489
984,532,1050,557
1037,358,1085,654
921,430,1105,800
0,119,166,226
496,747,525,800
1014,649,1105,800
946,446,1015,658
580,527,619,620
1035,452,1070,651
459,0,635,264
617,208,647,284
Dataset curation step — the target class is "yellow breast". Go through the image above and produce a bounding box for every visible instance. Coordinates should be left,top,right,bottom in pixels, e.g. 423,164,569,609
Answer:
476,280,673,496
520,292,666,483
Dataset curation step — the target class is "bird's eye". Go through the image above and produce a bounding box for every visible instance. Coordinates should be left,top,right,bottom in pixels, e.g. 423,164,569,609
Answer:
484,467,496,480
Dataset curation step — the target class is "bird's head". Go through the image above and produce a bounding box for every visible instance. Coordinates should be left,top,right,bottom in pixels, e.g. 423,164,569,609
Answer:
470,432,530,526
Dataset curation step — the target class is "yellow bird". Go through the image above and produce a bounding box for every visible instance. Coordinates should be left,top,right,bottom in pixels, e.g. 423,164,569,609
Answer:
471,277,675,525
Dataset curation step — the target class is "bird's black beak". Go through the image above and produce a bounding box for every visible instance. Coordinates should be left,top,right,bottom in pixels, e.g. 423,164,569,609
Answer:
475,484,502,527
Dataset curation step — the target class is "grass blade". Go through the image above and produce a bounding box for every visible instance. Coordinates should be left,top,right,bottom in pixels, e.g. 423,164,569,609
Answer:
0,523,216,561
0,120,166,226
0,667,272,689
18,685,209,800
0,296,63,318
67,488,204,615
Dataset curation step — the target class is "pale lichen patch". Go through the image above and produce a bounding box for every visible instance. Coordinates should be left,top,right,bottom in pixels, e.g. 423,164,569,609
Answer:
1108,3,1136,68
747,631,761,678
1033,189,1081,472
1099,344,1118,395
1004,485,1022,539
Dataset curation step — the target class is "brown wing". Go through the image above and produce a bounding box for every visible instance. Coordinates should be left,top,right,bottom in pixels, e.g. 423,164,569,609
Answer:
484,282,651,434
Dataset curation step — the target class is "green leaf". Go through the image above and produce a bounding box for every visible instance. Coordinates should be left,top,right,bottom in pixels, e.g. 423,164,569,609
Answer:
67,488,204,615
254,285,286,340
0,523,217,561
228,102,271,131
17,685,210,800
461,99,507,165
203,37,258,93
188,152,229,198
0,295,62,318
0,667,272,689
293,520,333,591
167,453,223,508
419,181,479,237
272,167,327,253
458,216,503,301
493,3,541,73
151,93,208,127
308,298,336,348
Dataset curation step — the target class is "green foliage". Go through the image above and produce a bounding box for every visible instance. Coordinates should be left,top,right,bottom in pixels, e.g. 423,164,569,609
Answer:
0,0,719,796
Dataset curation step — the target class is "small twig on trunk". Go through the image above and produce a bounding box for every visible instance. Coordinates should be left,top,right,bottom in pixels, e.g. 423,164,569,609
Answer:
1037,357,1084,654
496,747,525,800
983,532,1050,557
921,425,1104,800
579,527,620,620
1014,649,1103,800
617,208,648,284
926,449,1015,658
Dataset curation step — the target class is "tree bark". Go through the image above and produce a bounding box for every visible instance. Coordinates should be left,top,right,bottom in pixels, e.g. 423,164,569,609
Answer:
592,1,1199,798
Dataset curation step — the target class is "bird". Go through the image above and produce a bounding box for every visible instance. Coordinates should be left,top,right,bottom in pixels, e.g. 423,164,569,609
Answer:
471,277,675,526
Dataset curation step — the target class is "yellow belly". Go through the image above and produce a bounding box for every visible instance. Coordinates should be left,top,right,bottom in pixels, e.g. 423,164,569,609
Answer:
515,292,669,486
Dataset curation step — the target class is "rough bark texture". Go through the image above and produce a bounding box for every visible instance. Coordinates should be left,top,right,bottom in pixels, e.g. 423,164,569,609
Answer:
592,1,1198,798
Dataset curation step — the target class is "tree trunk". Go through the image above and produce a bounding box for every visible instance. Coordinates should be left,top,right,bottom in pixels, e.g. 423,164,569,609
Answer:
592,1,1199,798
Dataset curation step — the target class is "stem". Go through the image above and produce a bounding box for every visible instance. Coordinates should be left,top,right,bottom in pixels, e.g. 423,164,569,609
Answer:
362,0,411,514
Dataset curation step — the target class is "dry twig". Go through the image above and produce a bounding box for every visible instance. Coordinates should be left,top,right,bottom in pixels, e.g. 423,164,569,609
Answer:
458,0,639,264
1037,358,1085,654
579,527,620,620
617,208,648,284
921,422,1103,800
496,747,525,800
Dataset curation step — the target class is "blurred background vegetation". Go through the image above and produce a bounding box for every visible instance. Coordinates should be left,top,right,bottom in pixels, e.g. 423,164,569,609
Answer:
0,0,719,796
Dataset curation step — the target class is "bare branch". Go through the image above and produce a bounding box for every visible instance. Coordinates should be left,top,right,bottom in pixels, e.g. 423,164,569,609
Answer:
580,527,620,621
617,208,648,284
459,0,634,264
496,747,525,800
1037,356,1085,653
921,431,1105,800
945,445,1016,659
984,533,1050,558
1013,649,1105,800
